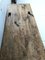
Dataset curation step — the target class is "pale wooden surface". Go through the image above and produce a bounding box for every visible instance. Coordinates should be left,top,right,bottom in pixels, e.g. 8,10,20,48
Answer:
0,4,45,60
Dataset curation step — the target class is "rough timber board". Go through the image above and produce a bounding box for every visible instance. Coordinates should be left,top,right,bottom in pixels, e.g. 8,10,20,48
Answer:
0,4,44,60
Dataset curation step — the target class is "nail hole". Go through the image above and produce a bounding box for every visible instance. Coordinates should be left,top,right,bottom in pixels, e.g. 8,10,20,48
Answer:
8,12,11,17
28,11,30,15
28,11,34,17
14,21,19,27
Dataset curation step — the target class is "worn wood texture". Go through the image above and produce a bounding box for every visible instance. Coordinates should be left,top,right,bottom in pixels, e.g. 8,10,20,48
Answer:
0,4,45,60
44,49,45,59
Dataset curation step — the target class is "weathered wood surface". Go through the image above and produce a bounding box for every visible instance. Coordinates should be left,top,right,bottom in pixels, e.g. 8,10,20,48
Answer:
44,49,45,59
0,4,45,60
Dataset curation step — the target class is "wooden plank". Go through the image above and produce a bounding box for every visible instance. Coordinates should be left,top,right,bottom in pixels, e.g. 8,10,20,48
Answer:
0,4,44,60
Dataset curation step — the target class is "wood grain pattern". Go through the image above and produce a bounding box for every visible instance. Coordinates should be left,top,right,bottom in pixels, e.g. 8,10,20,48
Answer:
0,4,44,60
